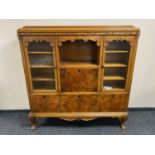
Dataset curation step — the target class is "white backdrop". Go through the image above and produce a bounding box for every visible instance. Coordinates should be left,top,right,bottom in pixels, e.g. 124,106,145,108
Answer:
0,19,155,109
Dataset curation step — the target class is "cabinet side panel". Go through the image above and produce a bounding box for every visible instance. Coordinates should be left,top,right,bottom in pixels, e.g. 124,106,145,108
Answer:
126,37,139,92
18,36,32,110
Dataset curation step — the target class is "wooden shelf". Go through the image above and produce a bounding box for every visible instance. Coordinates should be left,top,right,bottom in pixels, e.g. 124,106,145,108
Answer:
103,87,125,91
106,50,129,54
30,65,54,69
60,62,99,68
28,51,52,54
32,78,55,81
103,76,125,81
104,63,127,67
32,89,56,92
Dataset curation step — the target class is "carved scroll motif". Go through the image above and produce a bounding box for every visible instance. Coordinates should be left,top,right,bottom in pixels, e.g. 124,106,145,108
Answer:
58,36,100,47
104,37,134,47
23,37,54,47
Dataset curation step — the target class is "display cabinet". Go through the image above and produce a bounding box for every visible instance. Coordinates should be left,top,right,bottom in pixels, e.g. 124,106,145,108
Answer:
18,26,140,129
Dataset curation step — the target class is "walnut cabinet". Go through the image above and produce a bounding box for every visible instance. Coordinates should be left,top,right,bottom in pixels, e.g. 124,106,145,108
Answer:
17,26,140,129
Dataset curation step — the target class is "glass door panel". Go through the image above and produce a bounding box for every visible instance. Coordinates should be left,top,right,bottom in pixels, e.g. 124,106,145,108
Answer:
103,40,131,91
26,40,57,91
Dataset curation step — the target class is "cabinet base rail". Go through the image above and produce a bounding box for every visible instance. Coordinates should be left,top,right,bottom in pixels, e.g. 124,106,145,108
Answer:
28,112,128,130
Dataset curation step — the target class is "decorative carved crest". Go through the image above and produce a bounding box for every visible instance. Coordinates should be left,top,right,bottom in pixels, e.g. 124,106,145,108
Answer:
58,36,100,47
104,36,135,47
23,37,54,47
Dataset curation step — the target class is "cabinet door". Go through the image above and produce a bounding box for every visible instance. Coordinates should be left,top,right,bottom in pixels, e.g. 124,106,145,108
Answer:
110,94,128,111
30,95,59,112
60,68,98,92
30,95,46,112
99,94,128,112
79,95,98,112
99,94,111,111
60,95,79,112
23,37,58,92
46,95,59,112
102,36,135,91
60,94,98,112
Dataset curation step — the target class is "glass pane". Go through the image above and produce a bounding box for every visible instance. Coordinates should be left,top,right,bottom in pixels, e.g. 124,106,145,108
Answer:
33,81,56,90
31,68,55,79
105,53,129,64
104,67,127,77
104,81,125,89
29,54,54,66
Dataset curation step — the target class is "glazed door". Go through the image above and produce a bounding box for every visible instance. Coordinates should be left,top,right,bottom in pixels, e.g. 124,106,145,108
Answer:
23,37,58,92
102,36,135,91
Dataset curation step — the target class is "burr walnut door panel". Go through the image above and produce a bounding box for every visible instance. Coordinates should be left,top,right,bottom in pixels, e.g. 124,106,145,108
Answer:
30,95,59,112
60,95,98,112
46,95,59,112
110,94,128,111
30,95,46,112
78,95,98,112
60,69,98,92
60,95,79,112
99,94,128,112
99,94,111,112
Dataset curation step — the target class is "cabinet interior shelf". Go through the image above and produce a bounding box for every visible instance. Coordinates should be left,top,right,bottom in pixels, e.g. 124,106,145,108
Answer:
30,65,55,68
103,87,125,91
60,62,99,68
106,50,129,54
104,63,127,67
28,51,52,54
32,78,55,81
103,76,125,81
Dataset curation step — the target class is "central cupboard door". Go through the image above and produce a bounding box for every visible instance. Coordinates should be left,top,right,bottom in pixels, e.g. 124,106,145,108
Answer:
60,68,98,92
61,95,98,112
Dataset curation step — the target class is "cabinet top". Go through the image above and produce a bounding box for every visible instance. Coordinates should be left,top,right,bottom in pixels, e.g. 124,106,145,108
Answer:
18,25,140,34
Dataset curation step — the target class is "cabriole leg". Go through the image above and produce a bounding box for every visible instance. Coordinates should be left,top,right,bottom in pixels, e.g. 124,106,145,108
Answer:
29,117,37,130
119,117,128,130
